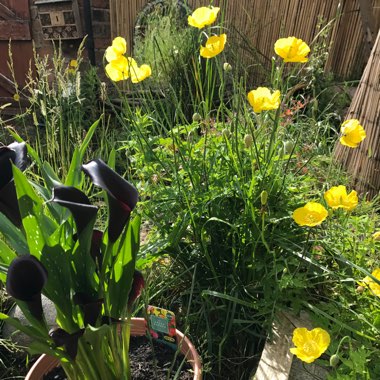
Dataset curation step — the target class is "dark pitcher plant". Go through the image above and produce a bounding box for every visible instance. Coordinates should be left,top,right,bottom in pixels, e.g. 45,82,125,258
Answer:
0,130,143,380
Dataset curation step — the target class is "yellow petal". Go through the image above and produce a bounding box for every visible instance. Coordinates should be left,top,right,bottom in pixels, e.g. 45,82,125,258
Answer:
290,327,330,363
340,119,366,148
292,327,309,347
105,62,123,81
292,202,328,227
130,63,152,83
310,328,331,352
105,56,129,82
274,37,310,63
290,347,319,364
368,268,380,296
188,6,220,29
247,87,281,113
200,34,227,59
324,185,358,211
105,46,119,63
112,36,127,55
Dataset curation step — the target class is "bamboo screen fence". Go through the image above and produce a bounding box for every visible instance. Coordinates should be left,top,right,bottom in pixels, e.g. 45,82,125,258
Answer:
109,0,380,79
334,29,380,198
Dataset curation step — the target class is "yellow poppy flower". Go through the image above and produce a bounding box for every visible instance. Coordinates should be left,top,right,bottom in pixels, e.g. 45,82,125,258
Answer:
105,36,127,62
274,37,310,63
105,56,130,82
340,119,366,148
360,268,380,297
290,327,330,363
200,34,227,59
323,185,358,211
247,87,281,113
372,231,380,241
188,6,220,29
292,202,328,227
129,63,152,83
70,59,78,68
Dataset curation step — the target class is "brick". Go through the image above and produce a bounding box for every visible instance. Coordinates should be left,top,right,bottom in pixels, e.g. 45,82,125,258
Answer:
92,9,109,23
94,37,110,49
91,0,109,9
93,23,111,38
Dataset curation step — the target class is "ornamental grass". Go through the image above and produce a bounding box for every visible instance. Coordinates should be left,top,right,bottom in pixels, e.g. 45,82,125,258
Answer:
0,3,379,380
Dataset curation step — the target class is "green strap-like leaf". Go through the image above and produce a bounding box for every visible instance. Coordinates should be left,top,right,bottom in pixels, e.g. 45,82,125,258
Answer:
0,212,28,254
65,118,101,187
13,165,59,257
107,215,141,318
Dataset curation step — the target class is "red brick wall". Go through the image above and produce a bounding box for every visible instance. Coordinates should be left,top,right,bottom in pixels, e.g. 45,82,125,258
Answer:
30,0,111,66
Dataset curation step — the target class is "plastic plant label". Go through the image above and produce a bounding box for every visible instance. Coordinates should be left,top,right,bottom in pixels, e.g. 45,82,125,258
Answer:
147,305,177,349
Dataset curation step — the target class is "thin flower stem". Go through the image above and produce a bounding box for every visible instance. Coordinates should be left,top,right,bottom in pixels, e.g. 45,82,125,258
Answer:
122,317,131,380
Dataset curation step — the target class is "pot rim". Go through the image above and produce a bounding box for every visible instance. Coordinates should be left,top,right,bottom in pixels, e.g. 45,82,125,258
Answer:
25,317,202,380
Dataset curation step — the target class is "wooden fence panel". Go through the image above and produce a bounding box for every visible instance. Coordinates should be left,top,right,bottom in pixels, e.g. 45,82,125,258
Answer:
109,0,380,80
334,29,380,198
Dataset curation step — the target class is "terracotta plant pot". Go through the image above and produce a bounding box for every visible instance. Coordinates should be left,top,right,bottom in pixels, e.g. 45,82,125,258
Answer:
25,317,202,380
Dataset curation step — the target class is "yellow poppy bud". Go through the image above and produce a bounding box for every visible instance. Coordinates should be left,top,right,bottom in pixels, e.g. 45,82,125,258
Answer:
260,190,268,206
222,129,231,138
330,354,340,367
244,134,253,148
192,112,202,122
223,62,232,72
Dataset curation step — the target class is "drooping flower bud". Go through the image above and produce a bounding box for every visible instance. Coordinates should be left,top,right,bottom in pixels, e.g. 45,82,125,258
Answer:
128,270,145,309
260,190,268,206
192,112,202,122
223,62,232,72
330,354,340,367
6,255,48,320
244,134,253,148
49,327,84,359
283,140,295,154
222,129,231,138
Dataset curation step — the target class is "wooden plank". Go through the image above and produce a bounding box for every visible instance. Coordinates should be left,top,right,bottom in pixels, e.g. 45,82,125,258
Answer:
0,3,16,19
358,0,376,52
0,20,31,40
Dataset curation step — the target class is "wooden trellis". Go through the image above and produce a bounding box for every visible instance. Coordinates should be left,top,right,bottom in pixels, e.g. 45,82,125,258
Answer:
109,0,380,79
334,29,380,199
